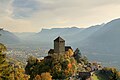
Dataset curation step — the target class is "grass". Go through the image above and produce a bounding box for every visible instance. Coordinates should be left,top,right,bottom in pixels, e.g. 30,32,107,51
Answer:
91,71,108,80
92,74,99,80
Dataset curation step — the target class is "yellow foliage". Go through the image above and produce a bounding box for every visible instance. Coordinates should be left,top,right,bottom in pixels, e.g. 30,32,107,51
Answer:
14,67,30,80
0,43,7,53
65,49,74,57
117,72,120,77
34,72,52,80
34,75,41,80
68,49,74,56
41,72,52,80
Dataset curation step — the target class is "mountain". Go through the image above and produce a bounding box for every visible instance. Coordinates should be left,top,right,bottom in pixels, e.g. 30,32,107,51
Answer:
74,18,120,68
0,29,20,44
16,27,83,45
75,18,120,53
27,18,120,68
2,18,120,69
77,19,120,52
14,32,35,42
70,24,104,44
36,27,83,43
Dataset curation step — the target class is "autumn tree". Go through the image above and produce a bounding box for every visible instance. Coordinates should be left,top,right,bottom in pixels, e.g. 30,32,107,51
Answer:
65,49,74,57
0,43,29,80
116,72,120,80
41,72,52,80
0,43,14,80
25,53,77,79
0,43,7,53
14,67,30,80
34,75,41,80
34,72,52,80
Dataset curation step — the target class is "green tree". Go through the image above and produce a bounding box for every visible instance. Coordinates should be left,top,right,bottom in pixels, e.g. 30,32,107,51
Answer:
73,48,82,63
25,56,38,80
101,67,119,80
81,56,88,65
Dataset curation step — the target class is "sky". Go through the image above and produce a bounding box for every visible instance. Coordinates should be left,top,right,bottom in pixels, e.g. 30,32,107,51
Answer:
0,0,120,32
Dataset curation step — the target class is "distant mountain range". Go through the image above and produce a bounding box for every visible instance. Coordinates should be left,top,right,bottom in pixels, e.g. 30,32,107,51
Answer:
0,29,20,44
0,18,120,68
76,18,120,54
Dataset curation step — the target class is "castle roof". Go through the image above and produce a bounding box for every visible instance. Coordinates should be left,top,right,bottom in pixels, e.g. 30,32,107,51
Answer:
79,72,91,79
54,36,65,42
65,46,72,51
44,56,52,59
48,49,54,54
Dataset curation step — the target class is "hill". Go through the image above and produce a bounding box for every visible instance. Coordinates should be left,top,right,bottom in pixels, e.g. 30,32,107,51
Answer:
2,18,120,69
74,18,120,68
30,27,83,43
0,29,20,44
22,18,120,69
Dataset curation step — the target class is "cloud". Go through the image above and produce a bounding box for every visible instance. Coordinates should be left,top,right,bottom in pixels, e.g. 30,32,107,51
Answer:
0,16,33,32
12,0,41,18
0,0,13,17
0,0,120,32
29,0,120,28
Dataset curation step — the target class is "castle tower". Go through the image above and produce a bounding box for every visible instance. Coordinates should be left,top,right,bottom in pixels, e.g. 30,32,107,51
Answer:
54,36,65,54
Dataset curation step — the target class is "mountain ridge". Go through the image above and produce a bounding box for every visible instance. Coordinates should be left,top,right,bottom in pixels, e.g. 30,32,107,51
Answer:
0,29,20,44
1,18,120,69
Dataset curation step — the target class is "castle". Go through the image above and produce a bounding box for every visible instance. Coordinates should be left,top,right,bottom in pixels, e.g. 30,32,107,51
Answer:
48,36,72,55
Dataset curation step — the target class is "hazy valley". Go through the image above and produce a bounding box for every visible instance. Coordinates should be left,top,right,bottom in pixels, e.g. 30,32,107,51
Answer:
0,18,120,70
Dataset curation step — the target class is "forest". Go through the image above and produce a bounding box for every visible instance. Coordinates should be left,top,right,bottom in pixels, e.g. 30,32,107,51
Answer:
0,43,120,80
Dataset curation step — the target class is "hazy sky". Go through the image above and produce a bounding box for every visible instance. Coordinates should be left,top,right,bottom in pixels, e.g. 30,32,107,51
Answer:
0,0,120,32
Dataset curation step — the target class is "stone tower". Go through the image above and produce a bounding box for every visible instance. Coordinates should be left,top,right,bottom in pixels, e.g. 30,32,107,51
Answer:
54,36,65,54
